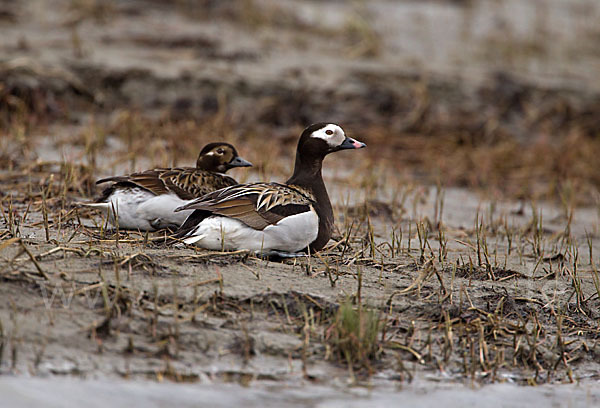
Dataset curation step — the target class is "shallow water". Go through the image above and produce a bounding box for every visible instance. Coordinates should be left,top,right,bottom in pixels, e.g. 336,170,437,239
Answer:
1,376,599,408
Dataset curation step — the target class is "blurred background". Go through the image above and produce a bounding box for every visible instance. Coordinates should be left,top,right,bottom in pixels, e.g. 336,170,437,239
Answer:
1,0,599,205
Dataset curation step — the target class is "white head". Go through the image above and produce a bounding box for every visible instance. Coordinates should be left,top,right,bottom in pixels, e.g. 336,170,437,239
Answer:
309,123,346,148
298,123,366,157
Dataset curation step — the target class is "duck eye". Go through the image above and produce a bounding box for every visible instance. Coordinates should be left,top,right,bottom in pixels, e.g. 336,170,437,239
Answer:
325,130,333,135
216,148,224,154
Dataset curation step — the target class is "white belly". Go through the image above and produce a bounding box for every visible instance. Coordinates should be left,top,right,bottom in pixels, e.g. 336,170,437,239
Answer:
182,210,319,253
90,188,193,231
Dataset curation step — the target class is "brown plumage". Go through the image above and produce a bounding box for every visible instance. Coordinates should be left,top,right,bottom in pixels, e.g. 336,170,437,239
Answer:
178,182,315,231
96,142,252,202
81,142,252,231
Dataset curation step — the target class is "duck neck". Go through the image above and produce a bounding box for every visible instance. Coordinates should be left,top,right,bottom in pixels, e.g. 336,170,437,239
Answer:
287,151,324,187
286,151,333,252
196,156,212,171
196,156,224,172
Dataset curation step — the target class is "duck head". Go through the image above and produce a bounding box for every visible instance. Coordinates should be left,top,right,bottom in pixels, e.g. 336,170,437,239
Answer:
196,142,253,173
297,123,366,159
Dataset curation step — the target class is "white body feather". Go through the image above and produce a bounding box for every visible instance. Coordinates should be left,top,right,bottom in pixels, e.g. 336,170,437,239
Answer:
83,188,193,231
182,210,319,253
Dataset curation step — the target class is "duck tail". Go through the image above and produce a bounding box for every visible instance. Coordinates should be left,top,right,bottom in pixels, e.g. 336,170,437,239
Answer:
74,201,112,212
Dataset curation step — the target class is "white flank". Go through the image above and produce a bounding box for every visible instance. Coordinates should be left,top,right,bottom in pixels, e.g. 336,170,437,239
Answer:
82,188,193,231
183,210,319,253
310,124,345,147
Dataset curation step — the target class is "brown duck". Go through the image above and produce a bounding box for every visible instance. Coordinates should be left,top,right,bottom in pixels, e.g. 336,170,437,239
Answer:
82,142,252,231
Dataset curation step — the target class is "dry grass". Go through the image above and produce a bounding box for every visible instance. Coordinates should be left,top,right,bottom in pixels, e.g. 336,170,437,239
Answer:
356,80,600,206
1,190,599,384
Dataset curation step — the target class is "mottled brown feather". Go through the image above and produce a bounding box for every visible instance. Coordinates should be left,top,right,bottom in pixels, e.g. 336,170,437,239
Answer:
177,182,314,231
96,167,238,201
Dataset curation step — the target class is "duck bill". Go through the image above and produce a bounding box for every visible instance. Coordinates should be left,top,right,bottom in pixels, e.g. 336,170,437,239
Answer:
228,156,253,168
337,137,367,150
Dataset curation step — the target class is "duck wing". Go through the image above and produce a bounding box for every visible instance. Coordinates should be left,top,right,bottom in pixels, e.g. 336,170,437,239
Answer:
96,168,238,200
158,168,238,199
176,182,315,230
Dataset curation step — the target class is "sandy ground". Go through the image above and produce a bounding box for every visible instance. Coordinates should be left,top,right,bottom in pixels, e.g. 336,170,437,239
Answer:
1,0,600,405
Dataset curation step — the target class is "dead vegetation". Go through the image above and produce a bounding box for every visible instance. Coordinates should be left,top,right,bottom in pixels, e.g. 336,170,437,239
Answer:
1,140,599,385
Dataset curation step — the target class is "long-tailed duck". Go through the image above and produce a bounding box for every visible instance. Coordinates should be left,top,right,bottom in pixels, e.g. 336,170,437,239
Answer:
174,123,365,254
82,142,252,231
